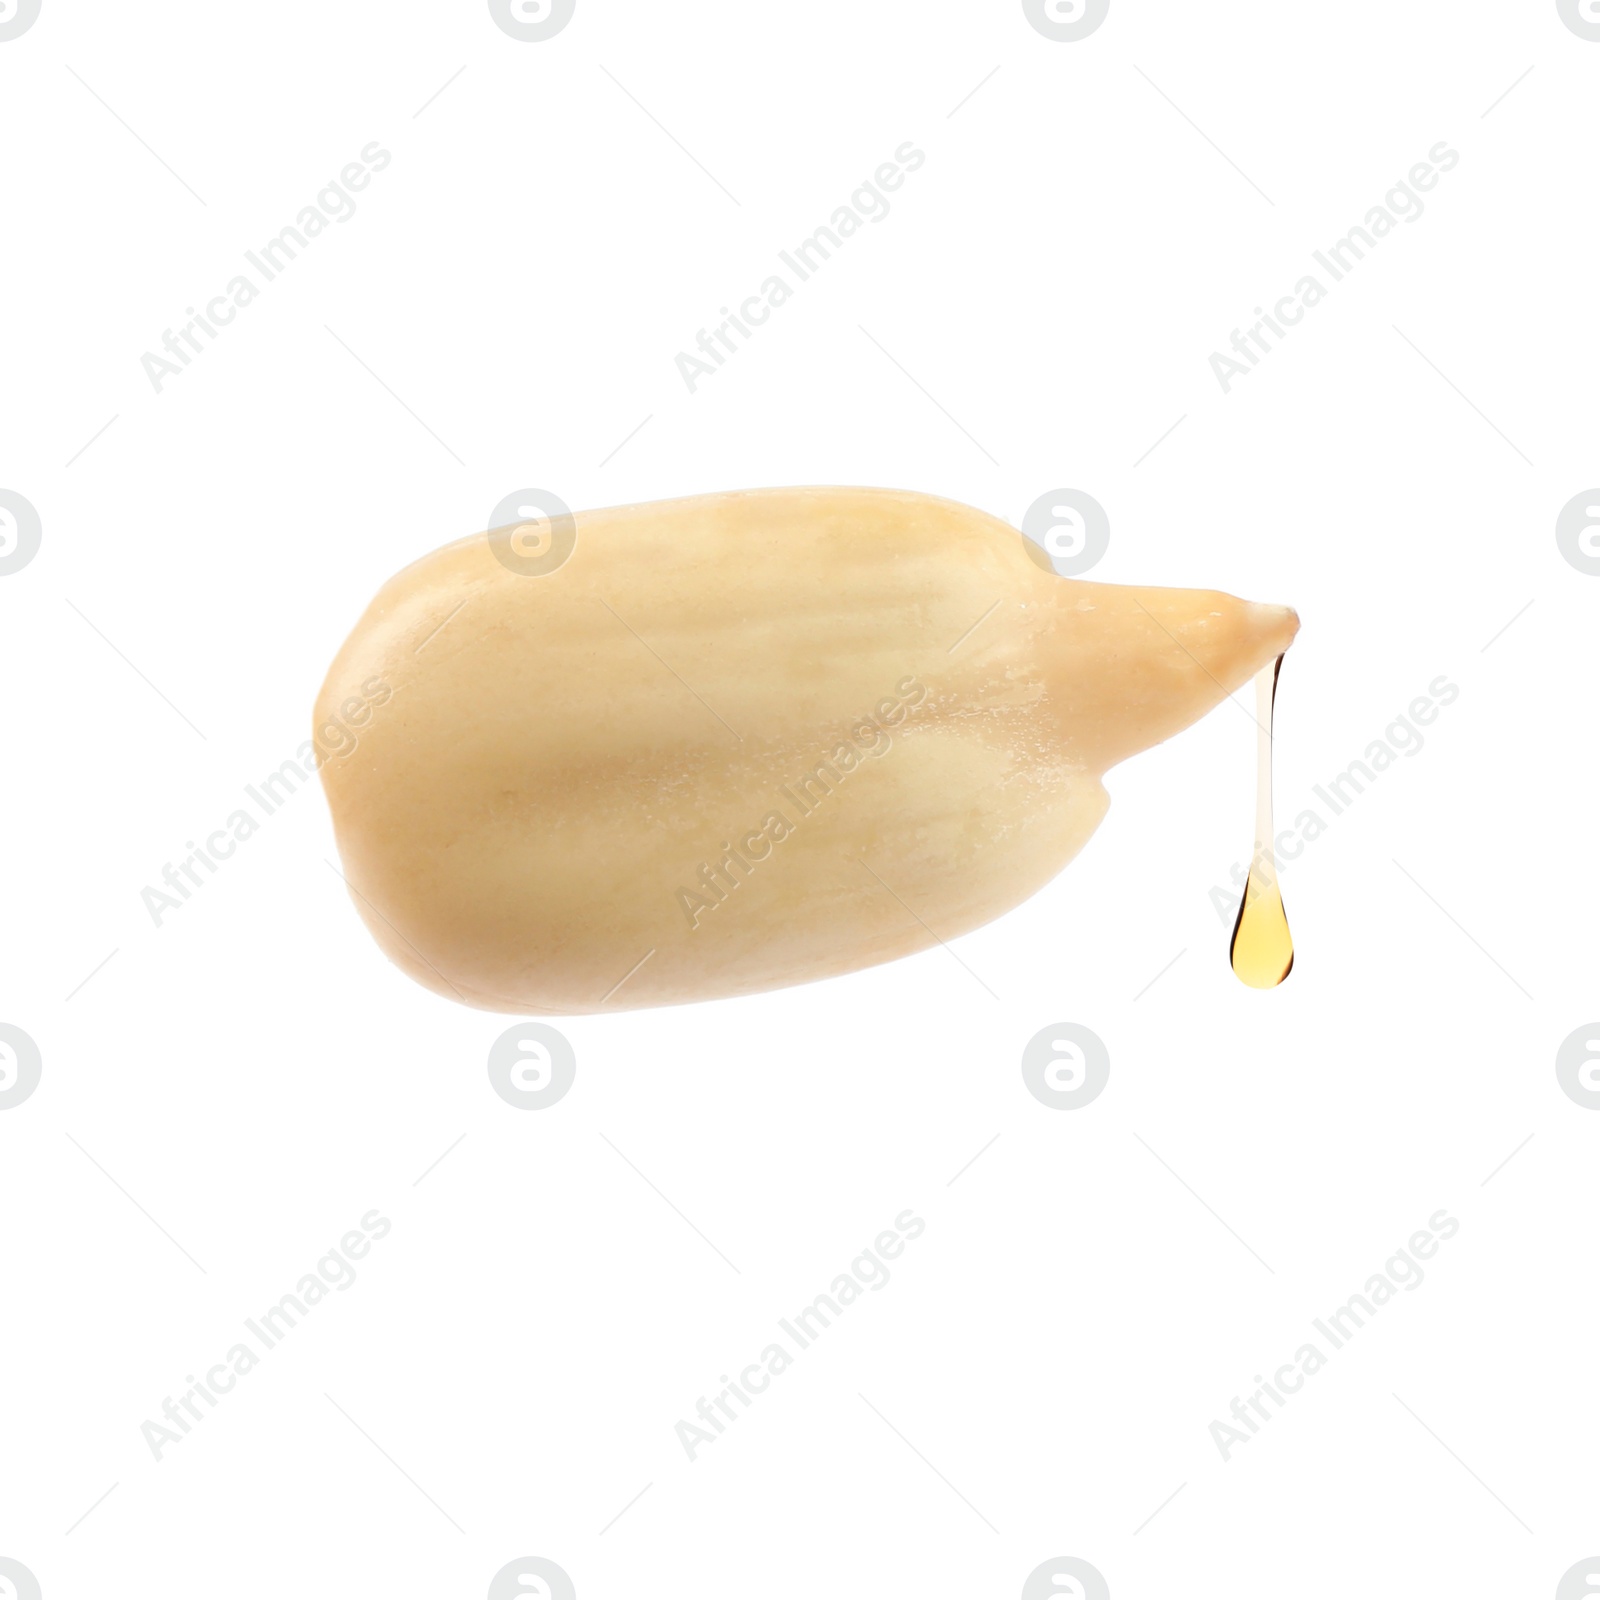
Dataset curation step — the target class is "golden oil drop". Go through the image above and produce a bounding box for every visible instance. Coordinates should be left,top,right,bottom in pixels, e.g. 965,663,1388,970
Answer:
1230,654,1294,988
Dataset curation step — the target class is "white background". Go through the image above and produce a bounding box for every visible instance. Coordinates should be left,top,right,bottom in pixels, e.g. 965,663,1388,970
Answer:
2,2,1598,1596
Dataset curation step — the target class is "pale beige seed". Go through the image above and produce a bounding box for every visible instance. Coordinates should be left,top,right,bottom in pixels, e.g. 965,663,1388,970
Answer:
314,487,1297,1014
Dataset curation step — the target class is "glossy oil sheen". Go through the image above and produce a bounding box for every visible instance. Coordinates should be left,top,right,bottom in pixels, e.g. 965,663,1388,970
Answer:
1230,654,1294,989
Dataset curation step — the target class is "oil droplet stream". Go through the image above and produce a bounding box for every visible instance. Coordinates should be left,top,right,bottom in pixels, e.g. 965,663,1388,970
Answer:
1230,654,1294,988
